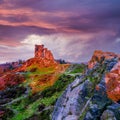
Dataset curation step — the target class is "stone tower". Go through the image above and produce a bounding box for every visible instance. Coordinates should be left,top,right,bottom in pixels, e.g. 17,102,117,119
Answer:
35,45,54,61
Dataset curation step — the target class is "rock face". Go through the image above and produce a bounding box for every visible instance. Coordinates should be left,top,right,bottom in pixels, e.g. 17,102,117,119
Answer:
15,45,57,72
105,61,120,102
52,50,120,120
52,76,93,120
88,50,118,69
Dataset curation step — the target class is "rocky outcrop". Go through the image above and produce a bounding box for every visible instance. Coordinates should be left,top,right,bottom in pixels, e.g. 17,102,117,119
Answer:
52,50,120,120
88,50,118,69
52,76,93,120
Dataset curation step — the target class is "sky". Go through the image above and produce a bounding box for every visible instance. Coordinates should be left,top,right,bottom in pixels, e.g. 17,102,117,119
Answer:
0,0,120,63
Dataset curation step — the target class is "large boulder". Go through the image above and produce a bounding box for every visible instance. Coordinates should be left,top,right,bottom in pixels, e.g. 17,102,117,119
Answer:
52,76,93,120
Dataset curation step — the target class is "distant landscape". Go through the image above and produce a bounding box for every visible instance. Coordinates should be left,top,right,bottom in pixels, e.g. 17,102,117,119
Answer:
0,44,120,120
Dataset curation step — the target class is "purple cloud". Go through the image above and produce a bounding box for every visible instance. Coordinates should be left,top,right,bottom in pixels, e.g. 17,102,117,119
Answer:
0,0,120,63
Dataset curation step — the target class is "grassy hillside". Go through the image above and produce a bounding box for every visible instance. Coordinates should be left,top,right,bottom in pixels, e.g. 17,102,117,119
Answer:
1,63,86,120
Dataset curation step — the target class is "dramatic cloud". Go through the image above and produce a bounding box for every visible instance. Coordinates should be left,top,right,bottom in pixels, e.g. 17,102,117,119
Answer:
0,0,120,63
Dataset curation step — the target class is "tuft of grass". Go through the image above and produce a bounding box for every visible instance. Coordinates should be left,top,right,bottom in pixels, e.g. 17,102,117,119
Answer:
66,64,86,74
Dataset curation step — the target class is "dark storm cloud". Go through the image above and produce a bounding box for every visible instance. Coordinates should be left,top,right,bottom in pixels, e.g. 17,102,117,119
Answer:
55,5,120,33
1,0,120,34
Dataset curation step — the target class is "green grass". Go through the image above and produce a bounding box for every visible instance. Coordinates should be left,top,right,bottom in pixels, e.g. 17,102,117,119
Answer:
66,64,86,74
7,73,75,120
9,92,62,120
10,100,39,120
41,74,74,98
